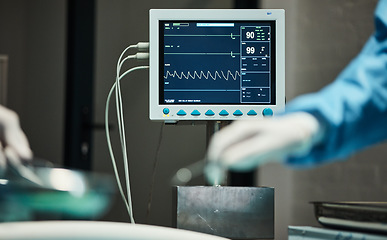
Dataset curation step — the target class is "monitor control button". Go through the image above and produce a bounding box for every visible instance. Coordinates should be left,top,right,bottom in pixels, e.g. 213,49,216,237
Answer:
191,110,201,116
163,108,170,115
247,110,258,116
205,110,215,116
177,110,187,116
262,108,274,116
233,110,243,116
219,110,229,116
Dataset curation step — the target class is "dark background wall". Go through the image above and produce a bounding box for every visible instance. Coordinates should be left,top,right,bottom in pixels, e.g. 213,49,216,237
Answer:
0,0,65,164
1,1,385,239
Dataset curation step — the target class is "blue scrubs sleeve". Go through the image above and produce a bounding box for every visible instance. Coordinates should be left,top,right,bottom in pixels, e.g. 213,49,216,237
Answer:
284,0,387,167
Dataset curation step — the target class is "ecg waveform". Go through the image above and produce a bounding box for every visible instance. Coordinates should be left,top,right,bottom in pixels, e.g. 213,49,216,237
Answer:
164,70,241,81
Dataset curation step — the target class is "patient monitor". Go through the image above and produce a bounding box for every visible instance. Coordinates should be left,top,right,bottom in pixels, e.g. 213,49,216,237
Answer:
149,9,285,122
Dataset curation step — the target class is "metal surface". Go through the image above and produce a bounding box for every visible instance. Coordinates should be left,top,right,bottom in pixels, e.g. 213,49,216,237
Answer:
173,186,274,239
312,201,387,234
0,166,115,221
288,226,387,240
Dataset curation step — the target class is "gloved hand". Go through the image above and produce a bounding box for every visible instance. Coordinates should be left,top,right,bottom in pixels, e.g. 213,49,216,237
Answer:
204,112,322,185
0,105,33,171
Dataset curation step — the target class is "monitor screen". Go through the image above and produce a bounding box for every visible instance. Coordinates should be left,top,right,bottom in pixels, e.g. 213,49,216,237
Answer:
150,10,285,121
161,21,275,105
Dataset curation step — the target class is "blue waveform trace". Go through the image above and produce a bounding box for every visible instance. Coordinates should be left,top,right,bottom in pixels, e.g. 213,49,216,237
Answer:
164,70,241,81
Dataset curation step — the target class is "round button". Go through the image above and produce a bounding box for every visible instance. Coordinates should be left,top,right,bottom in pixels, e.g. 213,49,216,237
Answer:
163,108,170,115
262,108,273,117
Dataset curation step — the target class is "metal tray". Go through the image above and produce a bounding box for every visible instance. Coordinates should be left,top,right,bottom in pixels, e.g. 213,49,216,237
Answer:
312,201,387,234
0,166,116,221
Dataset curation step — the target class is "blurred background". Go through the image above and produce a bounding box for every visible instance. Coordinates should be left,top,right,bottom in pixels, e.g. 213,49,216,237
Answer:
0,0,385,239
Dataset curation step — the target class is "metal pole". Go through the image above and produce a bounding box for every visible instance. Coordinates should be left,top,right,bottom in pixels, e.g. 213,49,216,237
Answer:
229,0,261,187
64,0,96,170
234,0,259,9
0,55,8,106
206,121,256,186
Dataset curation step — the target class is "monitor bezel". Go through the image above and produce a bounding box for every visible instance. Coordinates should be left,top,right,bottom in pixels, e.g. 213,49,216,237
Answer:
150,9,285,121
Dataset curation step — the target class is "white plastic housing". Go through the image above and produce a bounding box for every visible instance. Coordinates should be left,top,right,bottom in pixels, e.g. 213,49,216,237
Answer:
149,9,285,121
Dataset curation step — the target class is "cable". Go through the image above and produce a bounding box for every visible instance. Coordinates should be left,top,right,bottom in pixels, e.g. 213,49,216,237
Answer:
105,65,149,223
114,43,149,223
115,55,135,221
115,50,149,223
106,42,149,223
146,122,164,223
105,83,130,217
115,48,134,222
109,45,137,221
